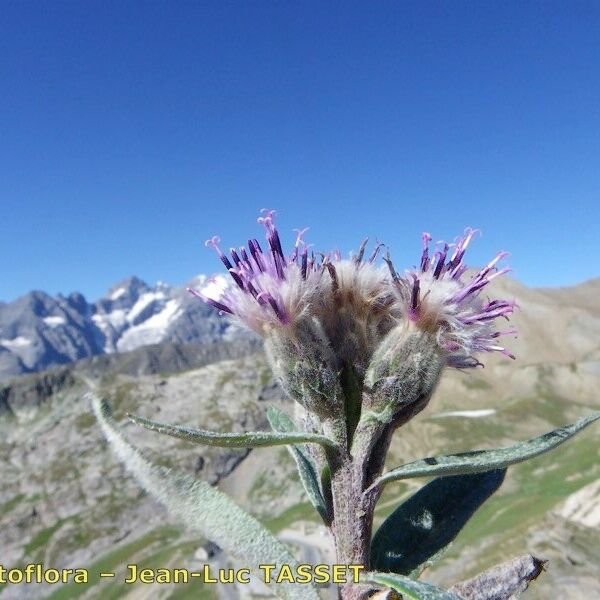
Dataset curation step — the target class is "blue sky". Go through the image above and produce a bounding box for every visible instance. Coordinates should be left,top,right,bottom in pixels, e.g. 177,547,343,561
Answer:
2,2,599,302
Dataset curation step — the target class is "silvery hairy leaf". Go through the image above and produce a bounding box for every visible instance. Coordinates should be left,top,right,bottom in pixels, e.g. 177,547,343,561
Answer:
371,412,600,490
128,411,339,449
371,470,506,575
91,394,320,600
267,405,329,522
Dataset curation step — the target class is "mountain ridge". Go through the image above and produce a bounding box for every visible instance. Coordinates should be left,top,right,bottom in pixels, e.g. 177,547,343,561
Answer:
0,274,244,380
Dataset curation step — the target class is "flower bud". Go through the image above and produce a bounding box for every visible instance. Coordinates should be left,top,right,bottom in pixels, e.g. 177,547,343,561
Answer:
364,323,444,422
264,316,345,418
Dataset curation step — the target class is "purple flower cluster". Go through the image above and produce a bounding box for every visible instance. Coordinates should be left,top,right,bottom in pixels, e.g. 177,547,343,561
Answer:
390,228,517,368
193,212,516,368
190,210,324,332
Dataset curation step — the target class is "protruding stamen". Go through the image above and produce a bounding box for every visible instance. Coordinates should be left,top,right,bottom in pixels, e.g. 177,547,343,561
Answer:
267,296,288,324
248,239,266,272
257,291,288,324
433,244,449,279
477,251,510,280
451,264,468,280
239,247,253,272
268,227,286,262
355,238,369,265
384,250,400,284
271,248,285,280
325,262,338,291
205,235,221,250
205,236,234,270
257,209,276,232
368,242,384,263
187,288,233,315
227,269,245,289
245,281,259,298
301,247,308,280
420,232,432,271
490,328,518,338
293,227,309,247
409,275,420,320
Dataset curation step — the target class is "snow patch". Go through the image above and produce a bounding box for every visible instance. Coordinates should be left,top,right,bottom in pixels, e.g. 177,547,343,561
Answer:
92,309,128,352
109,287,126,300
43,315,67,327
116,299,182,352
92,309,127,330
188,274,208,287
0,336,32,350
127,291,166,323
201,274,229,300
431,409,497,419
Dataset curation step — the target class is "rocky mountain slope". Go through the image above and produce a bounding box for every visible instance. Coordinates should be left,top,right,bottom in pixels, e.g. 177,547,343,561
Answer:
0,275,244,380
0,276,598,599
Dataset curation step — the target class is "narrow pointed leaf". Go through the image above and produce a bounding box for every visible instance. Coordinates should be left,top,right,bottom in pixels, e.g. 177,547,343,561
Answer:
371,470,506,575
128,412,339,449
92,395,320,600
267,405,329,522
287,441,330,522
372,412,600,490
363,572,461,600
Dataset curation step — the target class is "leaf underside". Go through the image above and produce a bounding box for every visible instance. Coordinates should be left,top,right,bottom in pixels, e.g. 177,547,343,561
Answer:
373,412,600,489
267,405,329,521
371,470,506,575
92,394,320,600
364,571,461,600
128,412,338,449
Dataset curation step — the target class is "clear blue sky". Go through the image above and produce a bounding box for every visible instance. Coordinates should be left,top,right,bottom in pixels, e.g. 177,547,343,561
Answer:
2,2,599,302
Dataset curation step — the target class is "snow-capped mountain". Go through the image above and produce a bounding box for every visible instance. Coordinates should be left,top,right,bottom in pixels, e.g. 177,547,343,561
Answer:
0,275,245,380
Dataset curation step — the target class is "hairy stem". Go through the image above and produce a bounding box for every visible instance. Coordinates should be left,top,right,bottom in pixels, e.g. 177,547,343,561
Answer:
330,455,375,600
323,412,385,600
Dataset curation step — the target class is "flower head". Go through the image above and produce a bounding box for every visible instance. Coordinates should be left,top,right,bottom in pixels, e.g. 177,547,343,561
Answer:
388,228,517,368
314,246,397,375
190,210,324,335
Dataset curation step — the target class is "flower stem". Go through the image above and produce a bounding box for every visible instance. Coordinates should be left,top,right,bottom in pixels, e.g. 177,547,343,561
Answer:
329,454,374,600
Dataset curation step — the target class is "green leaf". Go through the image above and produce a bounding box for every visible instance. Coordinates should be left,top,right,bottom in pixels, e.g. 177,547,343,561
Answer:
288,442,329,522
92,395,320,600
267,406,329,522
363,571,461,600
372,412,600,490
371,470,506,575
266,404,298,433
128,412,339,449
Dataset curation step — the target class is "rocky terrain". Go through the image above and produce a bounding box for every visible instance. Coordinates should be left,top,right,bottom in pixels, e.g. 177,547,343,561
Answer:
0,276,598,599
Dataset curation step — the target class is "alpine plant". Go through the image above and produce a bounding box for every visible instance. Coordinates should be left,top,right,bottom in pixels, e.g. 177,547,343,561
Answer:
94,209,600,600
